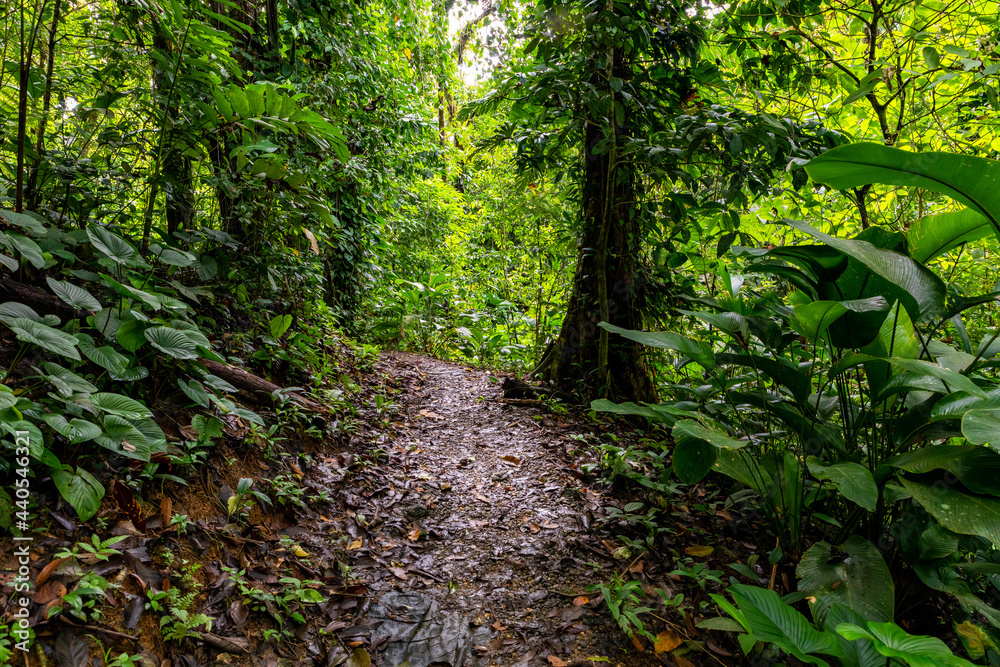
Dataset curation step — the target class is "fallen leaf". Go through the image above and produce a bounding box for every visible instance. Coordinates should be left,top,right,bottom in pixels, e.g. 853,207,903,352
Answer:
716,509,733,521
418,410,444,420
35,557,69,587
474,494,489,503
529,524,541,534
32,580,66,605
160,496,172,529
675,657,697,667
501,454,521,465
491,619,507,631
346,539,363,551
685,545,714,557
654,630,682,654
630,634,645,652
546,656,568,667
389,567,408,581
629,560,644,574
407,529,422,541
540,519,559,529
292,545,309,558
572,596,588,606
440,483,452,491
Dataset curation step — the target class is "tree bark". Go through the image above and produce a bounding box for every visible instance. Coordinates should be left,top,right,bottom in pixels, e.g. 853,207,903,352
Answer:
533,43,657,403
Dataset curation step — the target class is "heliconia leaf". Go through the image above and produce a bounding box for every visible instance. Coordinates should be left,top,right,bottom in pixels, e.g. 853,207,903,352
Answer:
836,621,976,667
907,209,991,263
727,584,842,664
797,537,894,625
807,459,878,511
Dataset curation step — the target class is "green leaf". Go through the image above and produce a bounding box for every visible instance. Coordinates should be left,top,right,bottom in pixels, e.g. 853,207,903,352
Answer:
672,419,747,484
95,414,151,461
76,333,129,374
962,409,1000,448
836,621,975,667
599,322,714,368
52,466,104,521
46,277,102,311
786,220,946,322
901,477,1000,546
0,301,55,327
886,358,984,397
8,318,80,360
89,392,153,420
87,225,140,265
178,379,212,408
115,317,148,353
4,421,43,458
0,209,48,236
150,244,196,267
907,209,991,263
7,233,45,268
728,584,842,664
590,398,688,423
807,459,878,511
270,314,293,340
804,143,1000,239
714,353,812,403
42,362,98,396
886,445,1000,496
145,326,199,359
922,46,941,69
43,414,102,444
797,537,894,625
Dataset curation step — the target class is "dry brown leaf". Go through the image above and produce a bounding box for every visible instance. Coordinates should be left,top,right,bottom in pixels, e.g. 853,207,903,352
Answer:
685,545,714,557
346,539,363,551
630,634,645,652
654,630,682,654
440,483,452,491
500,454,521,465
407,529,422,541
474,494,490,503
716,509,733,521
35,557,68,588
160,496,173,529
389,567,408,581
290,462,305,477
529,524,541,534
546,656,568,667
491,620,507,631
675,657,696,667
629,560,644,574
32,580,66,605
258,462,270,470
572,596,588,606
418,409,444,420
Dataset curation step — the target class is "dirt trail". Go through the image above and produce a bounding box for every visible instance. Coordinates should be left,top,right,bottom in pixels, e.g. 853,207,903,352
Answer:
319,353,658,667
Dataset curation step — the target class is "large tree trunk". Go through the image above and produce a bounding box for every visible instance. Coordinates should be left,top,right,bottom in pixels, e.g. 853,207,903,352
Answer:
533,44,656,403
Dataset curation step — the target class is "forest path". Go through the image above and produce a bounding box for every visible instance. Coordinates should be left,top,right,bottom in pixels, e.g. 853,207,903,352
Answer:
318,353,662,667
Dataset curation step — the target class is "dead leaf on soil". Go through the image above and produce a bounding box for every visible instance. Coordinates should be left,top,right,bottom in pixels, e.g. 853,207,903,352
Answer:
35,557,68,587
546,656,568,667
389,567,408,581
407,529,422,541
346,539,363,550
32,580,66,605
674,657,696,667
685,545,714,557
654,630,682,654
440,482,452,491
418,410,444,420
474,493,489,503
500,454,521,465
572,596,588,606
160,496,172,529
631,634,645,651
629,560,644,574
529,524,541,534
491,620,507,632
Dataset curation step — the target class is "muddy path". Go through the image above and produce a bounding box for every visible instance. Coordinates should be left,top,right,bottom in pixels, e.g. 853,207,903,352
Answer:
313,353,708,667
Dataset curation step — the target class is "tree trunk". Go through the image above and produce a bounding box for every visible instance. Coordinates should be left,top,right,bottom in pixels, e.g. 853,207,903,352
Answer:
533,45,657,403
26,0,61,211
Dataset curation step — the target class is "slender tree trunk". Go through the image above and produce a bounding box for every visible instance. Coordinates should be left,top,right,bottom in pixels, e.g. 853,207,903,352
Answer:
26,0,60,211
16,0,48,213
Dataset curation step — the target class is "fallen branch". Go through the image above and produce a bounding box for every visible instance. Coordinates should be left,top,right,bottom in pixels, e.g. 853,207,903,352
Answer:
199,359,327,414
0,277,86,321
499,398,544,407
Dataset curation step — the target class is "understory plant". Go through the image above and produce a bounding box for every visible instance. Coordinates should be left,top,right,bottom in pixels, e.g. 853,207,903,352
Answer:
597,143,1000,662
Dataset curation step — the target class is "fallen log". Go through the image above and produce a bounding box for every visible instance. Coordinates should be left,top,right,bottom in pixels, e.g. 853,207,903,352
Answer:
200,358,327,414
0,276,86,321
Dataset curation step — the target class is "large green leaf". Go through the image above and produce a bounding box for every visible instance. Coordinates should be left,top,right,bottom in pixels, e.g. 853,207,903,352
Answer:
52,466,104,521
908,209,992,263
115,317,148,353
805,142,1000,237
8,318,80,360
715,353,811,403
3,421,43,458
791,298,889,341
590,398,691,424
901,477,1000,546
89,392,153,420
7,233,45,268
95,414,151,461
887,358,984,397
87,225,140,265
42,414,102,444
46,277,102,311
886,445,1000,496
787,220,946,322
962,409,1000,448
144,326,198,359
0,301,59,327
76,333,129,374
807,459,878,511
41,362,98,396
797,537,894,625
728,584,842,665
599,322,714,368
672,419,747,484
836,621,976,667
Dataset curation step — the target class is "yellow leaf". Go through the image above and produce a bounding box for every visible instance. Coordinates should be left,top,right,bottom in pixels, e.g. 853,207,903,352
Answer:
955,621,997,659
654,630,682,654
685,545,714,557
404,47,412,59
346,539,363,550
292,545,309,557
